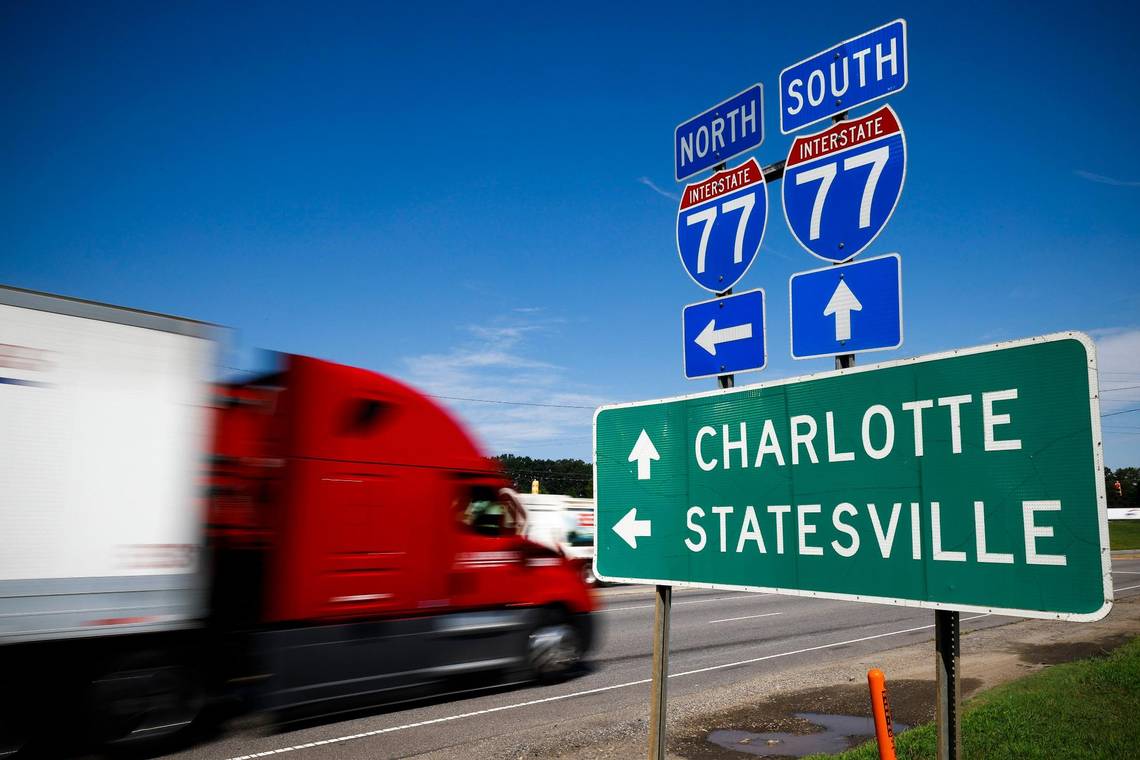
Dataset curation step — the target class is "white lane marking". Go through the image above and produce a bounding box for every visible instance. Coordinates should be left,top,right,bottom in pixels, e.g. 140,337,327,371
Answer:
1112,570,1140,575
224,676,654,759
671,614,990,679
709,612,784,624
600,586,743,599
1115,584,1140,592
224,613,990,759
602,593,764,612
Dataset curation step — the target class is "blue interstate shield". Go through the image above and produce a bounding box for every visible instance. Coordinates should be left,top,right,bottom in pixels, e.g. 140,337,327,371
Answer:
782,105,906,263
676,158,768,293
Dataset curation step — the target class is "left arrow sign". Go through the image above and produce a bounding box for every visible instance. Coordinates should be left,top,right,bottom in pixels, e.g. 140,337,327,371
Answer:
613,507,652,549
682,289,767,380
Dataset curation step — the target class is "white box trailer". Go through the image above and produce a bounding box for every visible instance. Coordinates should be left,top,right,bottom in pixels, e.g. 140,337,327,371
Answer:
506,490,597,583
0,286,215,644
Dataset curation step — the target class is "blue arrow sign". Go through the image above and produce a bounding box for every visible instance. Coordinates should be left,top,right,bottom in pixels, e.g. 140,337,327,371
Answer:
674,84,764,182
779,19,908,134
782,105,906,263
789,254,902,360
683,289,766,380
676,158,768,293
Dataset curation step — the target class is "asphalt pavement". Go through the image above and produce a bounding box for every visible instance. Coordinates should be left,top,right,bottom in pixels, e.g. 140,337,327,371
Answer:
170,556,1140,760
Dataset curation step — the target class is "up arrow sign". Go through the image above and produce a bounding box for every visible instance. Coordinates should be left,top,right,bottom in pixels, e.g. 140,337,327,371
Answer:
823,278,863,342
613,507,652,549
695,319,753,356
628,429,660,480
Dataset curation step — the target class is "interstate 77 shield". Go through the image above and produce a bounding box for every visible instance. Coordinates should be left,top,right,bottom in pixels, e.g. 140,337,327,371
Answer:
676,158,768,293
782,105,906,263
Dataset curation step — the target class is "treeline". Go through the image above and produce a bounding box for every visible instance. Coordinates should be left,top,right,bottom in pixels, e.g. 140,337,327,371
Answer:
494,454,593,498
1106,467,1139,507
493,459,1136,504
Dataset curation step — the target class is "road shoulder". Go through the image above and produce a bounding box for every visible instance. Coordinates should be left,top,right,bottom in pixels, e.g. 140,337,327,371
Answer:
667,596,1140,759
420,595,1140,759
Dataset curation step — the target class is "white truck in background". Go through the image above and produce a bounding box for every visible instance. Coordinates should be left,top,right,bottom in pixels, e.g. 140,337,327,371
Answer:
505,490,598,585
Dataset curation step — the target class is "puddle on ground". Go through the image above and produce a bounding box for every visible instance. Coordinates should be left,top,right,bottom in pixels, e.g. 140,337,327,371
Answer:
707,712,909,757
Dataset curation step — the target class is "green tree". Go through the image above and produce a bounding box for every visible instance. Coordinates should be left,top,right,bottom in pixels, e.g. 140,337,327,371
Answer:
493,454,593,498
1106,467,1140,508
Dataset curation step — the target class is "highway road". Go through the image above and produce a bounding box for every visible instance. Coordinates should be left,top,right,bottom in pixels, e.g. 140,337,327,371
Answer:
171,556,1140,759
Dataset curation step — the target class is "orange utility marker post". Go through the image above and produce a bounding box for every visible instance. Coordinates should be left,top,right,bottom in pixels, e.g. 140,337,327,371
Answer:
867,669,898,760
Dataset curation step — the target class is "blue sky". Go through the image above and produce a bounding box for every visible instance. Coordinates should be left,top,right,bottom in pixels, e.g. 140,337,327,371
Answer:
3,2,1139,466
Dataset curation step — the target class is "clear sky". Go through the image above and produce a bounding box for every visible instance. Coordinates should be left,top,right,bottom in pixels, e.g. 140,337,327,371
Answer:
3,2,1139,467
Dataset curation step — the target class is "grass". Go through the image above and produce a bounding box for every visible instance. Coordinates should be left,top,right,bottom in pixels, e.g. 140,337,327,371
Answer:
811,635,1140,760
1109,520,1140,550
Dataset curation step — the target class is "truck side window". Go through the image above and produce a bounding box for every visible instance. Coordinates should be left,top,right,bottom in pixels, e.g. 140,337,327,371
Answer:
460,486,517,538
345,398,391,434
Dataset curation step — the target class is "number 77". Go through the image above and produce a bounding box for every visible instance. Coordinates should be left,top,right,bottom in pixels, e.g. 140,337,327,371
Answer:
686,193,756,274
794,146,890,240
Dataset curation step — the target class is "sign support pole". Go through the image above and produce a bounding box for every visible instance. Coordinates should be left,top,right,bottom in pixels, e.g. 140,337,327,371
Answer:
647,584,672,760
713,161,735,390
650,158,733,760
935,609,962,760
828,112,856,371
716,284,734,388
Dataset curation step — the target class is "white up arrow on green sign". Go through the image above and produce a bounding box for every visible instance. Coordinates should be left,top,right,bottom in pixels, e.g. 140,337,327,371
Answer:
628,429,660,480
592,333,1112,621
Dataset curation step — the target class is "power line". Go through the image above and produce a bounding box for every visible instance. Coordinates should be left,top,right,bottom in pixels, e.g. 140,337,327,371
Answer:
216,375,600,411
428,394,597,410
216,375,1140,422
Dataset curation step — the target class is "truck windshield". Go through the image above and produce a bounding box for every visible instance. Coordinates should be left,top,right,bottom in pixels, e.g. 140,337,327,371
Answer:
460,486,519,538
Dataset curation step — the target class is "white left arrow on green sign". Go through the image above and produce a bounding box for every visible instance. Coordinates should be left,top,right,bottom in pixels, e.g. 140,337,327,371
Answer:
613,507,652,549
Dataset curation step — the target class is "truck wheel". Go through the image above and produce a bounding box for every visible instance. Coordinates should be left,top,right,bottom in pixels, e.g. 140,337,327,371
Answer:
527,610,582,683
87,653,204,752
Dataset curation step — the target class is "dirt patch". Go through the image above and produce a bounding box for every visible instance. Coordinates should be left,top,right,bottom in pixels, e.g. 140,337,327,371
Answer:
1012,633,1135,665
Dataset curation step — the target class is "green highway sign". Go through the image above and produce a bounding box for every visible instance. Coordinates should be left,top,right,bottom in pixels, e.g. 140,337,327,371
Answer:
593,334,1111,621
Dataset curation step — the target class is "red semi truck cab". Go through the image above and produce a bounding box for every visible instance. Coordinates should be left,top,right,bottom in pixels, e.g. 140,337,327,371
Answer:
0,288,595,753
207,354,596,712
